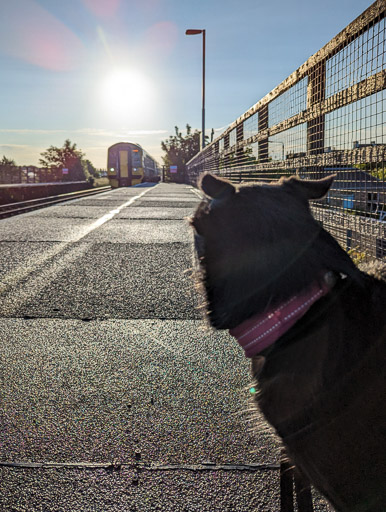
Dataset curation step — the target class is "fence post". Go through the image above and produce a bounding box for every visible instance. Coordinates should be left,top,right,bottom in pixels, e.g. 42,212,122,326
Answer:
258,104,269,163
307,60,326,163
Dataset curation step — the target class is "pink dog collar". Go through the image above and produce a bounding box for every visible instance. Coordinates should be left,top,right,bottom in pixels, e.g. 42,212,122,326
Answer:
229,277,333,358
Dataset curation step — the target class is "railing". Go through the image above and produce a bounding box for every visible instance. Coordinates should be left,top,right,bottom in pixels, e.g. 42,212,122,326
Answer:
0,165,63,184
186,0,385,261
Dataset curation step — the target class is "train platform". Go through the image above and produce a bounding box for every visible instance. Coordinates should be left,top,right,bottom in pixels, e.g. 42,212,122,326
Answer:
0,183,331,511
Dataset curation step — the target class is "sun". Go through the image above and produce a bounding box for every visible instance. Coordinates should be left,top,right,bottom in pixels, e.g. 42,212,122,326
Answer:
100,67,154,121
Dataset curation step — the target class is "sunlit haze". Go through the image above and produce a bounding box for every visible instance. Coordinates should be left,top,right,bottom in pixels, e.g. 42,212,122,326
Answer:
0,0,373,168
99,68,156,122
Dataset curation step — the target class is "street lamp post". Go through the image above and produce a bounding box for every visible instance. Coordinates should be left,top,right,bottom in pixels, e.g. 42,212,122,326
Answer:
185,29,206,150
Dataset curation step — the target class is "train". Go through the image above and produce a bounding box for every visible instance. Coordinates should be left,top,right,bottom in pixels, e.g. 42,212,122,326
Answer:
107,142,160,188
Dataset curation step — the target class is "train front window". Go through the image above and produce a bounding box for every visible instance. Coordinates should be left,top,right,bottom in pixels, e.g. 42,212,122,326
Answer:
132,149,141,167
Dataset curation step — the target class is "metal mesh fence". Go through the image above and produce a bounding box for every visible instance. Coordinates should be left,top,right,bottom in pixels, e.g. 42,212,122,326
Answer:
0,166,63,185
186,0,385,261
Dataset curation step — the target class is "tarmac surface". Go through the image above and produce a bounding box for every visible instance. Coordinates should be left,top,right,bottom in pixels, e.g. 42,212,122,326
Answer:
0,183,331,511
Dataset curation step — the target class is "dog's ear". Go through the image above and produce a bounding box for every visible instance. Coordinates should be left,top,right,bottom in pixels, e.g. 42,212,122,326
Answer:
199,173,236,200
284,175,335,200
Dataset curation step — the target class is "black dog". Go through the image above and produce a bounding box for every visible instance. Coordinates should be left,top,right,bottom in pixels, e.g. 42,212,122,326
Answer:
190,173,386,511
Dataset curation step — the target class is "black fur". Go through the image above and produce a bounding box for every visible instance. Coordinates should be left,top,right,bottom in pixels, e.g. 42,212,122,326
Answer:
191,173,386,511
192,174,360,329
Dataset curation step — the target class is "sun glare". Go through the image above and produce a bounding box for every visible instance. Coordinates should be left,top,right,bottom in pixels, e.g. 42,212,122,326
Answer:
100,68,154,121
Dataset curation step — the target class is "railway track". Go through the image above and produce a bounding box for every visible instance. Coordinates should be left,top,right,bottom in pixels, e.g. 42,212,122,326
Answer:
0,186,112,219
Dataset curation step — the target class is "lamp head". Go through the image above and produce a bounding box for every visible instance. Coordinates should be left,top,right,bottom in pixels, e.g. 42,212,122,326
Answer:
186,29,203,35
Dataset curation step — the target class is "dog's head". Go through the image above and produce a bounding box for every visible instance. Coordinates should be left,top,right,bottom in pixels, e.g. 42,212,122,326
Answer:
190,173,354,330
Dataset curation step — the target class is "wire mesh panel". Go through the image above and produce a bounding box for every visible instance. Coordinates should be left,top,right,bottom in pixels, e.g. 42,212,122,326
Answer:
0,166,63,184
268,77,308,128
187,0,386,261
325,17,385,98
243,112,259,140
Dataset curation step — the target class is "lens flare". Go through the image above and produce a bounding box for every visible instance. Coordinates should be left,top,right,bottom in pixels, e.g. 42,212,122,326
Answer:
0,0,84,71
82,0,120,18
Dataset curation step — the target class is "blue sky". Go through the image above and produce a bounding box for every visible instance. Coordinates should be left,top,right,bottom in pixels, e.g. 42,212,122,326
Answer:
0,0,373,168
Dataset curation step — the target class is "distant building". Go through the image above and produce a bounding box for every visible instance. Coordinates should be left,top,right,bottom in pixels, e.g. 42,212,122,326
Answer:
323,168,386,216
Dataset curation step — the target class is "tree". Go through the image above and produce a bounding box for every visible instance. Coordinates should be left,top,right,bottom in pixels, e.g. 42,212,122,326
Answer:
39,139,86,181
355,162,385,181
0,155,18,182
82,159,100,178
0,155,16,167
161,125,203,181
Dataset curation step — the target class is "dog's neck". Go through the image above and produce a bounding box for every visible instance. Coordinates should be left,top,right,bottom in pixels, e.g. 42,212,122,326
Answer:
229,272,337,357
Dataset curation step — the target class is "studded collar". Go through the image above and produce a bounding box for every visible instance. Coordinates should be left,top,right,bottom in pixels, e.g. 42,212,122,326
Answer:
229,273,336,358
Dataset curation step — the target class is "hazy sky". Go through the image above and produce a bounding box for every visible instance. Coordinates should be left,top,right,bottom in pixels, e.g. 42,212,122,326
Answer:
0,0,373,168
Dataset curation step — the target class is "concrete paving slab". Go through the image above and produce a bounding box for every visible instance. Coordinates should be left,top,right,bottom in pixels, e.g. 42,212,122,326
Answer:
67,199,141,208
0,241,60,274
132,201,200,209
0,466,331,511
28,205,116,219
0,217,94,242
81,220,193,243
0,466,283,512
139,196,199,202
100,187,154,196
0,242,199,320
0,318,278,464
142,185,193,191
116,208,194,220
